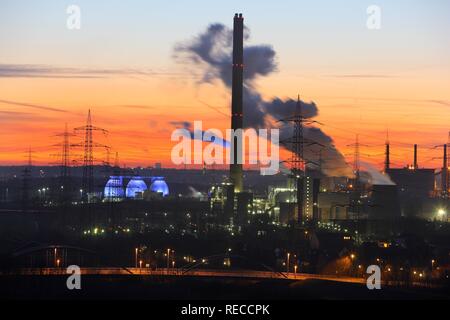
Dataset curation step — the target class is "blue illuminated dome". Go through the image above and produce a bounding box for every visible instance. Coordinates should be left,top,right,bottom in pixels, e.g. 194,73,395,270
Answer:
104,176,124,199
150,179,169,197
126,177,147,198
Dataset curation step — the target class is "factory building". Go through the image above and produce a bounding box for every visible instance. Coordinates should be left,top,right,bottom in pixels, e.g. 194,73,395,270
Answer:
104,176,125,200
368,184,401,220
317,192,351,221
386,168,435,199
383,144,437,217
266,175,320,225
384,144,435,198
303,176,320,222
125,177,148,199
209,183,235,225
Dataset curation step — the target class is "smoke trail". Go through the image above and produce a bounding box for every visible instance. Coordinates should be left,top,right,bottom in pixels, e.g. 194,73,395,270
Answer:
174,22,352,177
360,161,395,185
174,23,275,128
169,121,230,148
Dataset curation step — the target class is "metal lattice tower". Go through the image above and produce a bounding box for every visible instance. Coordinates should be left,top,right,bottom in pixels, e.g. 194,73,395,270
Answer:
74,110,108,201
292,95,305,175
113,152,120,172
384,130,390,172
21,147,33,211
279,95,319,224
52,123,78,205
61,123,71,178
443,132,449,198
352,134,361,190
447,131,450,197
347,134,368,227
82,110,93,198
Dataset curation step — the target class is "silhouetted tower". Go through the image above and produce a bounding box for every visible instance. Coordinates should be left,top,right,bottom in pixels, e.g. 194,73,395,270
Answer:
105,147,111,167
292,95,305,175
113,152,120,174
352,134,361,191
54,123,76,203
384,132,390,172
291,96,305,224
21,148,33,211
112,151,122,195
82,110,93,198
101,146,113,179
280,95,319,224
61,123,71,178
413,144,418,169
347,135,364,222
317,149,323,173
230,13,244,193
75,110,108,201
447,131,450,197
441,144,448,198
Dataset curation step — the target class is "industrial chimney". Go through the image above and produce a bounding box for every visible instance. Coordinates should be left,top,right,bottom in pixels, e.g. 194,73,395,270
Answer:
230,13,244,193
384,142,390,171
413,144,418,169
443,143,448,197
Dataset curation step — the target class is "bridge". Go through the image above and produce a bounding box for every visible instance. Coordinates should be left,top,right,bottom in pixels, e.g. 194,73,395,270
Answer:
1,267,366,285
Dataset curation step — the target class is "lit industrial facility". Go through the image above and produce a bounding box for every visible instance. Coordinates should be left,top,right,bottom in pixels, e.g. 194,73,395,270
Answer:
104,176,169,201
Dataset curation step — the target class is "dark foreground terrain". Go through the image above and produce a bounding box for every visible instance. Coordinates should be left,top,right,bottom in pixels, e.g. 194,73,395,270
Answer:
0,275,448,300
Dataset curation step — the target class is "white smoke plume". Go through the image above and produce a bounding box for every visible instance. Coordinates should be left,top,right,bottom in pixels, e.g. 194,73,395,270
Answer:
360,161,395,185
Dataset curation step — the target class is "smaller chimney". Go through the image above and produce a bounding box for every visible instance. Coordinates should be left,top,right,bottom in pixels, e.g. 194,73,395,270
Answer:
413,144,418,169
443,143,448,196
384,142,390,171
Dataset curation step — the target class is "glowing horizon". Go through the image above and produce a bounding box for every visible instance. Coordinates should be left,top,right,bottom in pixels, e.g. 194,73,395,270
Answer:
1,0,449,172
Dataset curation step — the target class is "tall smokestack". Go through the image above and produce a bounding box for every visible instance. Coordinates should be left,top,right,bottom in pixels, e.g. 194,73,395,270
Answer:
384,142,390,171
230,13,244,193
443,143,448,197
414,144,418,169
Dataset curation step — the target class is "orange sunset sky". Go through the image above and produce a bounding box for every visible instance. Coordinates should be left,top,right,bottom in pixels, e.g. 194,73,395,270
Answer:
0,0,449,171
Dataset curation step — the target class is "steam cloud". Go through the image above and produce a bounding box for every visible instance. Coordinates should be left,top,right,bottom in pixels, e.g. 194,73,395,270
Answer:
174,23,352,177
360,161,395,185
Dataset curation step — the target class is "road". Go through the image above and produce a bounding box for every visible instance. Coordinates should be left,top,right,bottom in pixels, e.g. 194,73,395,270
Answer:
1,267,366,284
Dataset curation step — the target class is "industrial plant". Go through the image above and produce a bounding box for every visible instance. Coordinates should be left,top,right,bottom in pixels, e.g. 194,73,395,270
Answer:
0,11,449,300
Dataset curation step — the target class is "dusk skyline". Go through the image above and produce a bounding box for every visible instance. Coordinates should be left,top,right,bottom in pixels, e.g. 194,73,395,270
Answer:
1,1,449,303
1,0,449,169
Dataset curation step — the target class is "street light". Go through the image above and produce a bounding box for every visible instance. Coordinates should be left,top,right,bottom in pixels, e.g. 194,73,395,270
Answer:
437,208,447,221
294,265,298,278
167,248,171,272
286,252,290,273
135,248,138,268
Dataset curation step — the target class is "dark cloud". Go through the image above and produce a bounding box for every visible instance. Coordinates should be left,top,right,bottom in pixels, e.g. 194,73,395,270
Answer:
0,110,51,123
0,64,190,79
174,23,277,129
326,74,396,79
174,22,352,177
263,98,318,121
169,121,192,130
0,99,69,113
